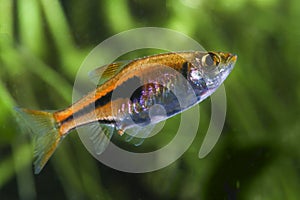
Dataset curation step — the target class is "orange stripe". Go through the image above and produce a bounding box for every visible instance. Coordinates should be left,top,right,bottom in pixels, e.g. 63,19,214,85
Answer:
54,52,195,125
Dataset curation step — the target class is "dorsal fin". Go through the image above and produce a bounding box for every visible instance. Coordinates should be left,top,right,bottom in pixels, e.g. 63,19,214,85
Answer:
88,61,130,86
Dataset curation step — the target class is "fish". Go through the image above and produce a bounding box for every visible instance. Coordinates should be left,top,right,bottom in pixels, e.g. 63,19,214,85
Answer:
15,51,237,174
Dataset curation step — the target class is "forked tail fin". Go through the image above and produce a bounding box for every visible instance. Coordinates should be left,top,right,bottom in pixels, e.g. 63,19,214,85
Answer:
14,107,62,174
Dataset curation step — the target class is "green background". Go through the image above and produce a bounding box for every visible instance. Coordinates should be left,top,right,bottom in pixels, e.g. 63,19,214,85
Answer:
1,0,300,199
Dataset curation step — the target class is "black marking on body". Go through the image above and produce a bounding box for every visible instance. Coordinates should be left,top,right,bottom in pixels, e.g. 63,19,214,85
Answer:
97,119,116,124
61,76,141,125
181,62,189,79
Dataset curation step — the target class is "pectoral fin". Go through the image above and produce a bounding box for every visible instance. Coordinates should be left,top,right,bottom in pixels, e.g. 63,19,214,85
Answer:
125,124,156,146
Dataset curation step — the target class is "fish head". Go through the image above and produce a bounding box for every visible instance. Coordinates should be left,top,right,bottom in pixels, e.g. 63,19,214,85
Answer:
189,51,237,92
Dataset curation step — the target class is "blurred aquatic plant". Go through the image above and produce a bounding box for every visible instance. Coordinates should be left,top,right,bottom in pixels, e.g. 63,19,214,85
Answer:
1,0,300,199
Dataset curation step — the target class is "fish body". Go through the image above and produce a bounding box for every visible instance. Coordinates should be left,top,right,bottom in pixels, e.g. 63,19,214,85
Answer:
15,51,237,174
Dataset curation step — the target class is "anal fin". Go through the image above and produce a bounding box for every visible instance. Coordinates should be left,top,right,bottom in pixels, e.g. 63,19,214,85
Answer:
86,122,115,155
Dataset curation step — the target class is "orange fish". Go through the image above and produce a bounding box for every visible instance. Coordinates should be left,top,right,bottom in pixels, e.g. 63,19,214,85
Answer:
15,51,237,174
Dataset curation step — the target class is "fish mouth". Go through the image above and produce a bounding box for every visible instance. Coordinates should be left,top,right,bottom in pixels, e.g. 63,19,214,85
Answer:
217,53,237,83
227,53,237,64
224,53,237,73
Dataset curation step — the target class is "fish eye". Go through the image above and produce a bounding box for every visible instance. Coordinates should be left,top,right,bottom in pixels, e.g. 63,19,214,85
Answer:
202,53,215,66
210,52,221,66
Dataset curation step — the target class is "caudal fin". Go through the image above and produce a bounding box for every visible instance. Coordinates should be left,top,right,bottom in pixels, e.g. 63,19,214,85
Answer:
15,107,62,174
